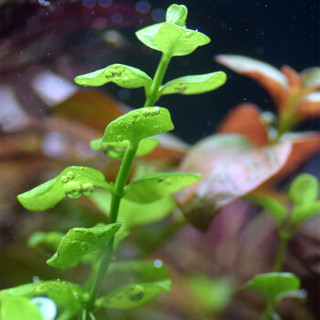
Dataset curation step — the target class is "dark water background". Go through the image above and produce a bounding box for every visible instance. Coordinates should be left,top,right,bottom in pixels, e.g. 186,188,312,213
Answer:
1,0,319,143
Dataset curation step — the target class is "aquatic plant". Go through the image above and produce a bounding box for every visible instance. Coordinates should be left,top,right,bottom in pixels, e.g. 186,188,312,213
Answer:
1,3,319,320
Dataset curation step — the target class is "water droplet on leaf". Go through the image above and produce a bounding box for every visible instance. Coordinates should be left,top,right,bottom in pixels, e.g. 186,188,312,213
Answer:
64,181,82,198
128,285,144,301
61,175,68,183
82,183,95,195
67,171,74,179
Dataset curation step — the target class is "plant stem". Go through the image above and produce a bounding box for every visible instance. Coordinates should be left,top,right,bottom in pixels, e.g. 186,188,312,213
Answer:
144,52,172,107
85,143,138,315
273,232,290,272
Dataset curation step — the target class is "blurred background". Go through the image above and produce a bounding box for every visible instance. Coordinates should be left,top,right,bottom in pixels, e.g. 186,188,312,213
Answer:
0,1,319,319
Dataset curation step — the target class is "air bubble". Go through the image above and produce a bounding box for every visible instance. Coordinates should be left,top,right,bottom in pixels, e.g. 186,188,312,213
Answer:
61,176,68,183
151,106,160,115
82,183,95,195
67,171,74,179
142,109,150,116
185,31,192,38
128,285,144,301
64,181,82,199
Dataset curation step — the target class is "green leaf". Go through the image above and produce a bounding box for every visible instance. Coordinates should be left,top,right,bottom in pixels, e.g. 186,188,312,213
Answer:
246,273,302,306
90,190,175,229
291,201,320,225
165,4,188,26
155,23,210,56
28,231,64,253
135,23,163,51
246,196,288,226
17,166,111,211
136,23,210,56
124,172,202,203
1,280,84,320
101,107,174,145
160,72,227,96
108,260,170,283
47,223,121,270
289,173,319,205
0,295,44,320
96,280,171,310
91,137,159,159
187,275,232,312
74,64,152,90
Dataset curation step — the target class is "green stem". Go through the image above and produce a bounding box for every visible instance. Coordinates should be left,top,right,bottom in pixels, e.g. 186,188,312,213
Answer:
85,142,138,315
273,232,291,272
144,52,172,107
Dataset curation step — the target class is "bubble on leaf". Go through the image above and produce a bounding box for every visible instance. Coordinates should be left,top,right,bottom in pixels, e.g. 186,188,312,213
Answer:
64,181,82,198
82,183,95,195
128,285,145,301
142,109,150,116
185,31,192,38
67,171,75,179
153,259,163,268
151,106,161,115
30,296,57,320
61,175,68,183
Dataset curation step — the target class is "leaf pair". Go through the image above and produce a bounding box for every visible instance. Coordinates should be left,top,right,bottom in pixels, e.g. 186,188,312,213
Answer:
248,174,319,229
246,273,306,319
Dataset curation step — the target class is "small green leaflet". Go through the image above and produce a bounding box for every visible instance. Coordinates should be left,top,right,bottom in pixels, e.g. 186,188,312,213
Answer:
101,107,174,145
74,64,152,91
17,166,111,211
289,173,319,205
165,4,188,26
28,231,64,253
136,22,210,56
96,279,171,310
246,196,288,227
291,201,320,225
246,273,305,306
91,137,159,159
159,72,227,96
47,223,121,270
124,172,202,203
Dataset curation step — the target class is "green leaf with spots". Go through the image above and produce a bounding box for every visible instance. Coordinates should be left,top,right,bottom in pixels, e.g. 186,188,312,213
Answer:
289,173,319,205
136,22,210,56
96,279,171,310
291,201,320,225
246,196,288,226
124,172,202,203
28,231,64,253
246,273,304,307
101,107,174,145
91,137,159,159
17,166,111,211
160,72,227,96
165,4,188,26
47,223,121,270
89,190,175,230
74,64,152,91
0,295,44,320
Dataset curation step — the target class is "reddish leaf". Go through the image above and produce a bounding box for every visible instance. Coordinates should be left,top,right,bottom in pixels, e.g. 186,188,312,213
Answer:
175,134,292,231
54,90,126,132
218,103,269,147
215,55,289,110
281,65,302,91
296,92,320,120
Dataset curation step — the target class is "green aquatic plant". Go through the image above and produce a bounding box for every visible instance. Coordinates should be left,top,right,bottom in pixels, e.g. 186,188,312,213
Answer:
1,4,226,320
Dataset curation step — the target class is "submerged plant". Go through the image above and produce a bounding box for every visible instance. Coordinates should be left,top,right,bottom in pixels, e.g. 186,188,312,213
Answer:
1,4,226,320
